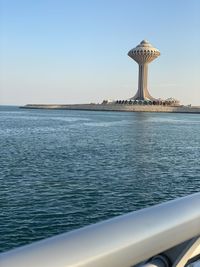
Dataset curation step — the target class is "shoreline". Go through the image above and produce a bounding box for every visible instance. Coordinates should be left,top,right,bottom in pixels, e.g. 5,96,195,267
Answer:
20,104,200,114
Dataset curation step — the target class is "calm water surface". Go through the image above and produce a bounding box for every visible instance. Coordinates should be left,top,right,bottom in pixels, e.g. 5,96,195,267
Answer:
1,106,200,252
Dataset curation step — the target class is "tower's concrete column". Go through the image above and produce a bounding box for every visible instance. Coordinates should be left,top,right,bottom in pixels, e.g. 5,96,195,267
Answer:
138,64,148,99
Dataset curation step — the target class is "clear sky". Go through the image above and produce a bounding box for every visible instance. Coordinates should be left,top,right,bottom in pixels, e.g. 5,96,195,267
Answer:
0,0,199,105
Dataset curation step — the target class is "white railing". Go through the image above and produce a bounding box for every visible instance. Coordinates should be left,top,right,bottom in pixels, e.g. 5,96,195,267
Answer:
1,193,200,267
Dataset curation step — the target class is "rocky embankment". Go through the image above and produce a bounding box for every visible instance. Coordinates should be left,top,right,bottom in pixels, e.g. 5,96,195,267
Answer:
21,104,200,113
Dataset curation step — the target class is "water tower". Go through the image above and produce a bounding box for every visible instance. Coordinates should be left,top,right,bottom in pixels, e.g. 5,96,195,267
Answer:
128,40,160,101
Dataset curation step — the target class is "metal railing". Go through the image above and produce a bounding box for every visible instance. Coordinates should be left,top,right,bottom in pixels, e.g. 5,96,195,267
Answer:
1,193,200,267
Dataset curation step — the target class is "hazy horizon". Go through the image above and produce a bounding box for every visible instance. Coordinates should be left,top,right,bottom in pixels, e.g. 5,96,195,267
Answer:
0,0,199,106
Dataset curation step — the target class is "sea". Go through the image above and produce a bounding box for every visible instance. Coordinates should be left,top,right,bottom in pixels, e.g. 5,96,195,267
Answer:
1,105,200,253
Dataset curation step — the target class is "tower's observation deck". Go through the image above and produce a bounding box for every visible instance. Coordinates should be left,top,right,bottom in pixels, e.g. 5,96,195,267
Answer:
128,40,160,101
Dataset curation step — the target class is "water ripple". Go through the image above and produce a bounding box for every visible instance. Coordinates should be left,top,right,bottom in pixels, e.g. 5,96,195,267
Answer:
1,106,200,252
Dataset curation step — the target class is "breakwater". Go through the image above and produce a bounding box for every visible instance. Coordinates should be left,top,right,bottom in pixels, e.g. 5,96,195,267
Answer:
21,104,200,113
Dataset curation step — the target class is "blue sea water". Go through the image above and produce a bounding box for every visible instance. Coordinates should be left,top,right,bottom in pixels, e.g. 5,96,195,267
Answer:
1,106,200,252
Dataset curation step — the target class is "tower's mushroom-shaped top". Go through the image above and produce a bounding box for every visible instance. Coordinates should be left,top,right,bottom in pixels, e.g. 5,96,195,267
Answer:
128,40,160,64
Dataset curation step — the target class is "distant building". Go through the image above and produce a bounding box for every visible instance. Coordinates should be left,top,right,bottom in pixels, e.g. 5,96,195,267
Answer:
113,40,180,106
102,40,180,106
128,40,160,101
